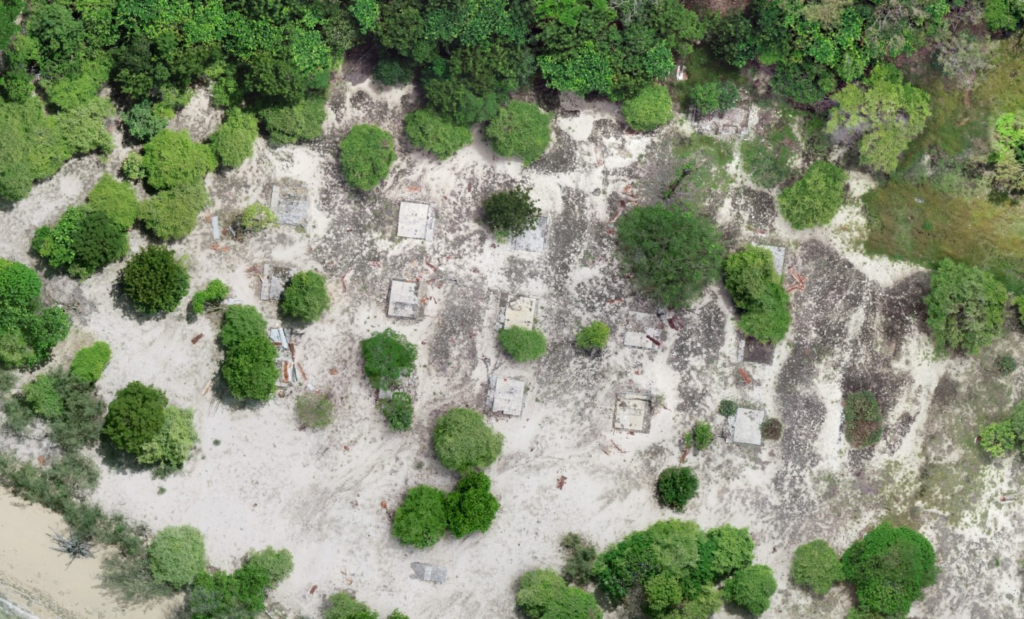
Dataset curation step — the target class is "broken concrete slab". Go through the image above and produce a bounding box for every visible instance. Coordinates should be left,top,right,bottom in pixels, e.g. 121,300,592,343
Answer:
260,264,295,301
397,202,435,242
728,407,766,446
387,280,418,319
623,311,665,350
269,181,310,226
411,562,446,584
487,376,526,417
502,296,537,330
511,216,549,253
741,336,775,365
613,393,652,433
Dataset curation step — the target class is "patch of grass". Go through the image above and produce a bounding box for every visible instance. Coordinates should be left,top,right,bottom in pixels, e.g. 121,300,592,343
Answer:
741,121,796,188
670,47,746,104
665,134,734,204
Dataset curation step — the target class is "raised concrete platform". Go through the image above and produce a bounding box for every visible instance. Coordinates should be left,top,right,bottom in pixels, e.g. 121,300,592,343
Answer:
387,280,418,319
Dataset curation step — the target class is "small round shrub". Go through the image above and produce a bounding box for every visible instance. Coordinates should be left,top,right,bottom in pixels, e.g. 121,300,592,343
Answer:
141,130,217,191
70,342,111,384
791,539,843,596
690,81,739,115
622,84,674,132
137,181,210,241
295,392,333,429
360,328,417,391
723,564,777,616
237,202,277,233
980,420,1015,457
120,246,190,313
724,245,791,344
689,421,714,450
279,271,329,322
844,391,882,448
136,406,198,473
121,152,145,181
103,381,168,456
996,355,1018,375
190,279,229,314
86,173,139,231
374,56,414,86
379,391,413,431
404,109,472,160
149,525,207,589
124,101,168,143
576,321,610,351
778,161,847,229
444,472,500,538
498,326,547,362
483,187,541,240
245,547,294,585
841,523,937,617
761,417,783,440
209,108,258,169
338,124,396,191
392,485,447,548
718,399,738,417
323,592,377,619
485,101,552,165
656,466,698,511
433,408,504,474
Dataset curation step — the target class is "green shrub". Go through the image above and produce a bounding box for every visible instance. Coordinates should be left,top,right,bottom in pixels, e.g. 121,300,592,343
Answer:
258,96,327,146
996,355,1017,375
760,417,783,440
622,84,673,132
70,342,111,384
138,182,210,241
279,271,330,322
209,109,259,169
378,391,413,431
444,472,500,538
656,467,698,511
136,406,198,473
688,421,714,451
374,56,414,86
724,246,791,343
576,321,610,351
120,246,190,314
718,400,738,417
841,523,937,617
980,420,1015,457
338,124,396,191
295,392,333,429
741,124,796,188
516,569,602,619
844,391,882,448
245,547,294,585
149,525,206,589
141,130,217,192
13,370,104,452
218,305,277,402
792,540,844,596
644,571,683,614
433,408,504,474
86,174,139,231
723,564,776,616
123,101,167,143
404,109,472,160
498,326,548,362
103,381,168,456
483,188,541,240
985,0,1023,30
777,161,847,229
323,592,379,619
392,485,447,548
560,533,597,585
690,81,739,115
360,328,417,391
121,153,146,181
485,101,552,165
924,259,1007,355
238,202,277,233
33,208,129,279
616,204,724,309
191,280,230,315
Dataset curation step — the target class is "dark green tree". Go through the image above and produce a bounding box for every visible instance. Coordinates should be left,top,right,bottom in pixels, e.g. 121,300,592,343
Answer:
392,485,447,548
119,246,190,314
842,523,937,617
497,326,548,362
483,188,541,240
338,124,396,191
103,381,168,456
279,271,330,322
360,328,417,391
657,467,699,511
444,472,500,538
218,306,277,402
723,245,791,344
433,408,503,474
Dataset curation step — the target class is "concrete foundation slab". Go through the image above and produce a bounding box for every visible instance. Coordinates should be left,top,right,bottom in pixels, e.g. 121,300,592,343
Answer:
269,182,309,226
614,393,652,433
487,376,525,417
260,264,294,301
387,280,418,319
503,296,537,330
728,407,766,446
397,202,435,242
511,216,549,253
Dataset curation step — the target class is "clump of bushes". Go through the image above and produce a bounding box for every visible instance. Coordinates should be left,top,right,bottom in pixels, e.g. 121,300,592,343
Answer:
190,279,229,315
0,258,70,369
360,328,417,391
760,417,783,440
483,187,541,240
690,81,739,115
924,259,1007,355
485,101,552,165
718,399,738,417
687,421,714,451
140,130,217,192
723,564,777,616
258,96,327,146
120,246,190,314
209,108,259,169
560,533,597,585
979,399,1024,458
433,408,504,474
70,342,111,384
791,539,843,596
149,525,207,589
843,391,882,448
121,152,146,181
184,545,294,617
516,569,602,619
123,101,168,143
616,204,725,309
85,174,139,231
996,354,1017,375
656,467,699,511
777,161,847,229
136,406,198,474
404,109,473,160
841,523,936,617
32,207,129,278
498,326,548,362
103,381,168,456
279,271,329,322
4,370,104,452
237,202,277,233
622,84,674,132
378,392,413,431
338,124,396,191
323,592,407,619
444,472,500,538
137,181,210,241
392,485,448,548
576,321,610,352
724,245,791,344
218,305,278,401
295,392,333,429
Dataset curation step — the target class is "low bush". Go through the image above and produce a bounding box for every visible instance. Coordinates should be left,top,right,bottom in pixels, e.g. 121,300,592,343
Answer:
32,208,129,279
141,130,217,192
360,328,417,391
121,153,145,181
690,81,739,115
485,101,553,165
791,539,843,596
149,525,207,589
209,109,259,169
258,96,327,146
433,408,504,474
392,485,447,548
980,420,1015,457
218,305,277,402
689,421,714,451
120,246,190,314
245,547,294,585
279,271,330,322
374,56,414,86
323,592,379,619
996,355,1017,375
378,392,413,431
70,342,111,384
741,124,796,189
777,161,847,229
185,547,292,617
404,109,472,160
103,382,168,457
841,523,937,617
843,391,882,448
498,326,547,362
560,533,597,585
724,246,791,344
123,101,167,143
295,392,333,429
576,321,610,352
137,181,210,241
723,564,777,616
7,370,104,452
444,472,500,538
516,569,602,619
718,400,738,417
656,467,699,511
190,280,230,315
483,188,541,240
622,84,674,132
85,174,139,231
237,202,277,233
136,406,198,474
338,124,396,191
760,418,783,440
924,259,1007,355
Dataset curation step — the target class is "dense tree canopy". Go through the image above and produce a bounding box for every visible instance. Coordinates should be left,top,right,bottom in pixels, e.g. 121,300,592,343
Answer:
724,246,791,344
433,408,504,474
0,258,71,369
924,259,1007,355
842,523,937,617
119,246,190,313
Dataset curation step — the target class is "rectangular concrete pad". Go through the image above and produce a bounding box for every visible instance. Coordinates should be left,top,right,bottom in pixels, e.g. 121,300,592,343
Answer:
387,280,418,319
269,183,310,226
260,264,294,301
614,394,651,433
503,296,537,330
728,407,766,446
624,329,662,350
511,216,549,253
489,376,526,416
397,202,435,241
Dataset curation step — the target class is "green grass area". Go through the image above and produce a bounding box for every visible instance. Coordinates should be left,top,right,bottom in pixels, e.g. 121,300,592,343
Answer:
666,134,734,205
670,46,747,105
740,120,797,188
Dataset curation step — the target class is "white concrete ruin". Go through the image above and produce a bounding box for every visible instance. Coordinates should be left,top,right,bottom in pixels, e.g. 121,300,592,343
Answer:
487,376,526,417
503,296,537,330
397,202,435,242
387,280,419,319
613,393,652,433
728,407,767,446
